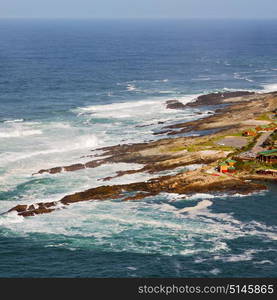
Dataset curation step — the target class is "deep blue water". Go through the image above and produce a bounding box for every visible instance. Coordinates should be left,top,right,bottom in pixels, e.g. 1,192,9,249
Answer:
0,19,276,277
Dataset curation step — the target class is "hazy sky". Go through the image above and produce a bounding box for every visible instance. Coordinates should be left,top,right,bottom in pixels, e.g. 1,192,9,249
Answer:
1,0,277,19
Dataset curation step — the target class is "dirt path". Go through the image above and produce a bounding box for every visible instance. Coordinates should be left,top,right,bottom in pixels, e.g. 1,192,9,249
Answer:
252,131,272,154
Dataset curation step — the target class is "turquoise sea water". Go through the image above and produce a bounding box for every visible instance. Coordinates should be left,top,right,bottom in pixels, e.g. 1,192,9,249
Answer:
0,19,276,277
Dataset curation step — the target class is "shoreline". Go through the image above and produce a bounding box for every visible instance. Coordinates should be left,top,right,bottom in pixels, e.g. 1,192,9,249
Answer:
4,90,277,217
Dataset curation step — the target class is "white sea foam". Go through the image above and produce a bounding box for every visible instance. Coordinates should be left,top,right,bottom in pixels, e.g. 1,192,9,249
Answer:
3,119,24,123
0,211,24,225
262,83,277,93
215,250,257,262
153,79,169,82
71,94,203,146
158,90,176,94
178,200,213,214
0,129,42,138
255,260,274,265
0,134,99,165
186,193,216,200
209,268,221,275
233,73,254,83
126,84,138,91
0,193,276,259
74,94,199,117
75,99,162,117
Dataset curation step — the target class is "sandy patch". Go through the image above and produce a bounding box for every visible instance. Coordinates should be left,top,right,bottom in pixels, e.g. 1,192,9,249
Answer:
216,136,248,148
241,120,271,126
198,150,220,155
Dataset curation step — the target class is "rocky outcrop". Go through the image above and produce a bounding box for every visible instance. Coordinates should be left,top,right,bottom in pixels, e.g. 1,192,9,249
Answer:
185,91,255,107
34,160,104,175
4,91,276,218
6,170,267,217
155,93,276,136
166,100,186,109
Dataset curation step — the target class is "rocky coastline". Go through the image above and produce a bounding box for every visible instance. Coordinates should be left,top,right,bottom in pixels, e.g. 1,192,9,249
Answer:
4,90,277,217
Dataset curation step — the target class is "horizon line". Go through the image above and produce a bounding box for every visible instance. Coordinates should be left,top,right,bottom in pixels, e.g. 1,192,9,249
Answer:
0,16,277,21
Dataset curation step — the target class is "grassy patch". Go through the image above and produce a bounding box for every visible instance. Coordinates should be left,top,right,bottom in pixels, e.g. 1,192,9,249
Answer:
235,160,264,173
186,138,235,152
256,113,272,121
235,159,277,173
229,132,243,137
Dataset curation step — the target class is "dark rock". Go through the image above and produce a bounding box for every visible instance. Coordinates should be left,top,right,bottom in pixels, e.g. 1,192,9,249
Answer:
8,205,28,213
185,91,255,108
166,100,186,109
49,167,62,174
64,164,85,172
6,170,267,218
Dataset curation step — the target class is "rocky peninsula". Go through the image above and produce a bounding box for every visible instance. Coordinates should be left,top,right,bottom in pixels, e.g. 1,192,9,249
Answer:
5,90,277,217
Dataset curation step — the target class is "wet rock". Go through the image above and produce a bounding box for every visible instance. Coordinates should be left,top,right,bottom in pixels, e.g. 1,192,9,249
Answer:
166,100,186,109
6,170,267,218
64,164,85,172
8,202,56,217
8,205,28,213
185,91,255,107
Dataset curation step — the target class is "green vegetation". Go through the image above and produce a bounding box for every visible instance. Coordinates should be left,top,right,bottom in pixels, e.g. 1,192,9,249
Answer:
185,134,238,152
256,113,272,121
186,140,234,152
230,132,243,137
235,159,277,173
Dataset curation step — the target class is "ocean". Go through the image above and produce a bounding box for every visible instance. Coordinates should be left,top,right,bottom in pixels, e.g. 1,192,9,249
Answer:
0,19,276,277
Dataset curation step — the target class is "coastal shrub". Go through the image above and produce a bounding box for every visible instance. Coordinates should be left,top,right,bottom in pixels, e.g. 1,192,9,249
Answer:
235,160,267,173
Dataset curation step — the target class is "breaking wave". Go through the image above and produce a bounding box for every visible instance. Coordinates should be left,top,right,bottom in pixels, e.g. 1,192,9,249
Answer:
262,83,277,93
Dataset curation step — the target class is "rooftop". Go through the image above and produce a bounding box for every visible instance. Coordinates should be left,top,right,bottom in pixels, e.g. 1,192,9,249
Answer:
262,153,277,157
258,149,277,155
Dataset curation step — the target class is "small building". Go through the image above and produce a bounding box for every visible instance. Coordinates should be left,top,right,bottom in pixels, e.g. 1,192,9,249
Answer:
228,166,236,173
255,125,268,132
243,129,257,136
218,159,237,173
256,124,277,132
226,159,237,167
256,169,277,176
257,149,277,164
219,163,229,173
